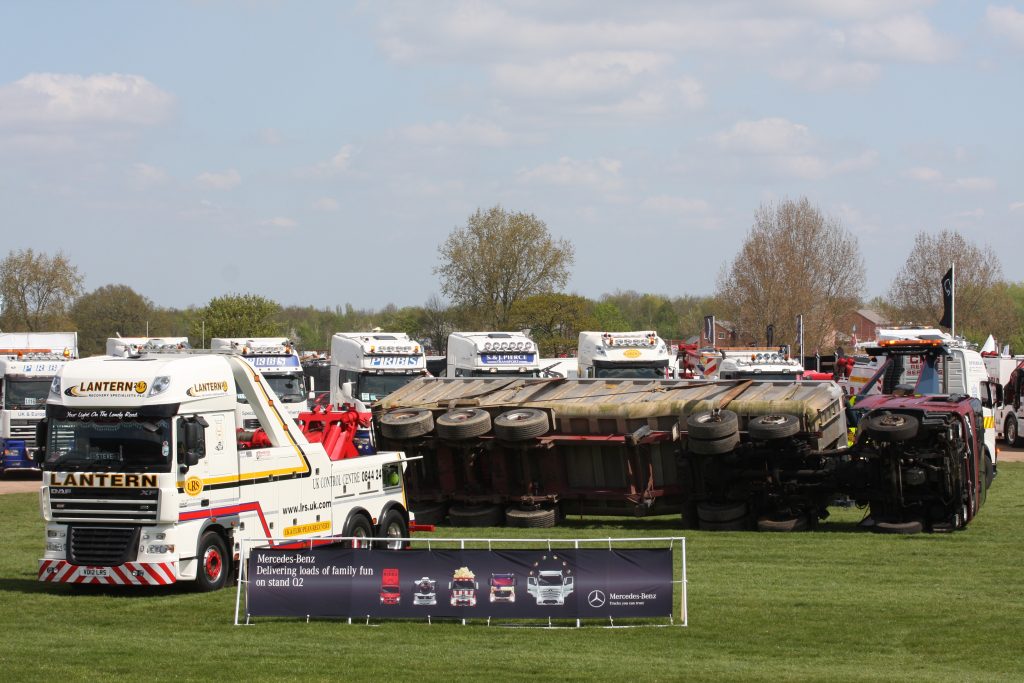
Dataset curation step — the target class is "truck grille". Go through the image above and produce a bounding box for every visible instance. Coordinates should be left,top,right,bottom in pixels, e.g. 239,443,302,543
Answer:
9,419,36,448
49,487,160,523
68,526,140,566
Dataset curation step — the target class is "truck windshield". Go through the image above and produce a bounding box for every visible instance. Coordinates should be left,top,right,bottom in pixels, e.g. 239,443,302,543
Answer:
357,373,420,402
43,417,172,472
3,378,52,409
721,372,800,381
452,579,475,589
466,370,541,378
594,366,665,379
537,573,564,586
264,373,306,403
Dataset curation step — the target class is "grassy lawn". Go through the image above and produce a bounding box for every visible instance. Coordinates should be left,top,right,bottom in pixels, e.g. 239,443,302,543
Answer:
1,465,1022,682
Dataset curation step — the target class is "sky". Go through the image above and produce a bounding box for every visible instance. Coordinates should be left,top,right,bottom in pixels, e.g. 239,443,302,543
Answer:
1,1,1022,312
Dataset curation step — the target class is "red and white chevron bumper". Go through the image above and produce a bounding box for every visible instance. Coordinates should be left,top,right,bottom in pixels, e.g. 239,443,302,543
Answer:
38,559,178,585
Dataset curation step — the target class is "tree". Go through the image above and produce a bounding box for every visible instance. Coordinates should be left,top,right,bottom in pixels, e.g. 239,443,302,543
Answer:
509,293,596,356
190,294,283,345
435,205,575,327
71,285,155,356
887,230,1011,345
715,198,865,352
0,249,83,331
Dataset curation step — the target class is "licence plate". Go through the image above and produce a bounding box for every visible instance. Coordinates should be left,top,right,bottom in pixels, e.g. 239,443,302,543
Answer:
82,567,110,577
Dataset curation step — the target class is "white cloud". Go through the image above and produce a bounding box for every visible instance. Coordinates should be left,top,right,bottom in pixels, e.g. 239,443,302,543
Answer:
641,195,710,213
846,14,954,63
494,51,671,97
833,149,879,173
303,144,355,177
518,156,622,190
1010,202,1024,212
401,118,512,147
955,208,985,219
986,5,1024,48
713,118,814,155
257,128,283,145
0,72,173,126
950,177,996,191
312,197,339,211
260,216,298,230
904,166,943,182
196,169,241,190
131,163,168,188
771,59,882,88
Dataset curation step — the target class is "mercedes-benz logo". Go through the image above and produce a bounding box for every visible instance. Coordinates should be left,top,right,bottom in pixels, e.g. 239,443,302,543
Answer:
587,590,606,608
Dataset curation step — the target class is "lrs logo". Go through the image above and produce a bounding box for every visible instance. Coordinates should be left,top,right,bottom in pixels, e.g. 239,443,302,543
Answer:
183,476,204,497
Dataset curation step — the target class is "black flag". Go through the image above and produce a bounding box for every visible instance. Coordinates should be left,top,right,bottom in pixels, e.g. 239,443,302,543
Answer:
704,315,716,347
939,267,954,328
766,324,774,346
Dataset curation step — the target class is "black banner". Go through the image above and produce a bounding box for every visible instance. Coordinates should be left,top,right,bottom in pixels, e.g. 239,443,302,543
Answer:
939,266,954,328
704,315,715,347
246,547,673,620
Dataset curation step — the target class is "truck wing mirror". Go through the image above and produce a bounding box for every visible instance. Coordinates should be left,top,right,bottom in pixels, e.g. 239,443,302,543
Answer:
33,418,48,463
179,417,207,471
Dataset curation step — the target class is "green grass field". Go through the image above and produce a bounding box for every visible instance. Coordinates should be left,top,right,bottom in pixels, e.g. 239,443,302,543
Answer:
2,465,1023,682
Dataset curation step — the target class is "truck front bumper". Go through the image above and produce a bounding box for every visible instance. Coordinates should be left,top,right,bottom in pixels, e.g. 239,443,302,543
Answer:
38,559,178,586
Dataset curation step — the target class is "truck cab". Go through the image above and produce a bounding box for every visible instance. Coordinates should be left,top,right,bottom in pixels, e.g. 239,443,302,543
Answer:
330,332,428,408
489,572,516,603
380,567,401,605
210,338,308,428
577,331,672,379
0,332,77,474
700,347,804,381
446,332,540,378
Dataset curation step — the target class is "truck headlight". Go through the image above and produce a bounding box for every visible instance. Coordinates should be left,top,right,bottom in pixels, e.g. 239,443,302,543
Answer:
46,541,65,552
47,529,66,538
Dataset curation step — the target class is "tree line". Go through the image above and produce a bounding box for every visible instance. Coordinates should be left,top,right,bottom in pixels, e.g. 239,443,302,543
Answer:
2,198,1021,357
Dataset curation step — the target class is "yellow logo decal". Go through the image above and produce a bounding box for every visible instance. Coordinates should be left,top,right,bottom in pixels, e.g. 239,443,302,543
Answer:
283,521,331,537
183,476,204,497
623,349,641,359
134,381,148,394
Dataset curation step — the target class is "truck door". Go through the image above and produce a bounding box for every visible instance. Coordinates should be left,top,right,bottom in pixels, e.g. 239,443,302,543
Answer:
183,413,240,507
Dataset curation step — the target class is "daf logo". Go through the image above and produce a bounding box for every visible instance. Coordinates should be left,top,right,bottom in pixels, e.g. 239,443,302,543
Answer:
587,590,606,608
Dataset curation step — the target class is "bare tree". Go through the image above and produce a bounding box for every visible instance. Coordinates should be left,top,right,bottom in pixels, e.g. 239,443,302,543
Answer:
887,230,1012,343
0,249,83,331
715,198,865,352
435,205,574,327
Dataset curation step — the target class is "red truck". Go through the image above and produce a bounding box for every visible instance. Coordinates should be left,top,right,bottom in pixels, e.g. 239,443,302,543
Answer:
380,568,400,605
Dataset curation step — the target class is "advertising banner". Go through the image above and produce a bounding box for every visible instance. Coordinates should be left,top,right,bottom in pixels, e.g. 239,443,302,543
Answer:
246,547,672,620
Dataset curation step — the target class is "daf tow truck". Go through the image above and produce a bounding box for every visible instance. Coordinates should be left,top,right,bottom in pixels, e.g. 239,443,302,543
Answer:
0,332,77,475
36,347,416,589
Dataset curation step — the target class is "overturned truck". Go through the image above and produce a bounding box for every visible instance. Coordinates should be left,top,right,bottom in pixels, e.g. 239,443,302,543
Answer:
375,370,988,533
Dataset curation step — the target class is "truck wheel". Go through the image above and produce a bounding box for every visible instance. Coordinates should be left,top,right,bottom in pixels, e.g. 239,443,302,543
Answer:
984,452,994,490
493,409,549,441
435,408,492,440
505,507,558,528
686,410,739,440
448,504,505,527
697,501,747,523
748,414,800,441
872,519,923,535
344,514,373,548
380,409,434,440
196,532,229,592
863,412,919,442
757,515,809,532
410,502,448,526
1006,415,1022,447
687,432,739,455
376,509,408,549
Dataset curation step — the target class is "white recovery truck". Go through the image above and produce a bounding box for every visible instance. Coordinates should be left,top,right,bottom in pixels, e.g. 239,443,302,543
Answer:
983,352,1024,445
210,338,308,428
36,348,415,589
0,332,78,474
699,347,805,381
446,331,541,378
330,332,429,408
577,331,673,379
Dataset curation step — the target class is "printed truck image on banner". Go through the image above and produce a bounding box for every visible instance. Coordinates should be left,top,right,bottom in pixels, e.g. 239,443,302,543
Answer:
245,547,672,620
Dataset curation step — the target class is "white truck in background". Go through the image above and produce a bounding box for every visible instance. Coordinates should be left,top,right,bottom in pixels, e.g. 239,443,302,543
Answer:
0,332,78,474
36,347,414,589
107,337,190,357
330,332,428,408
577,331,672,379
699,347,804,381
983,352,1024,445
446,331,541,378
209,338,307,428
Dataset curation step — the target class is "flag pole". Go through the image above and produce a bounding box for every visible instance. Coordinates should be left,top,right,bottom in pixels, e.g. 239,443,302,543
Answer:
950,263,955,339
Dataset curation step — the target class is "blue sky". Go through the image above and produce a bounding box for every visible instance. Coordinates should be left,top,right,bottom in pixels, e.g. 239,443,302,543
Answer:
1,1,1021,310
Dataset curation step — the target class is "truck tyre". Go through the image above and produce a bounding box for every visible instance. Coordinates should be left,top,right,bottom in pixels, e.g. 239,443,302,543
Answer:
863,412,919,442
380,409,434,440
196,531,229,592
505,507,558,528
984,452,994,490
686,410,739,440
697,501,747,523
757,515,809,532
448,504,505,527
376,509,408,550
872,519,923,535
435,408,492,440
1005,415,1022,447
410,502,447,526
748,414,800,441
687,432,740,455
344,514,374,548
493,409,549,441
